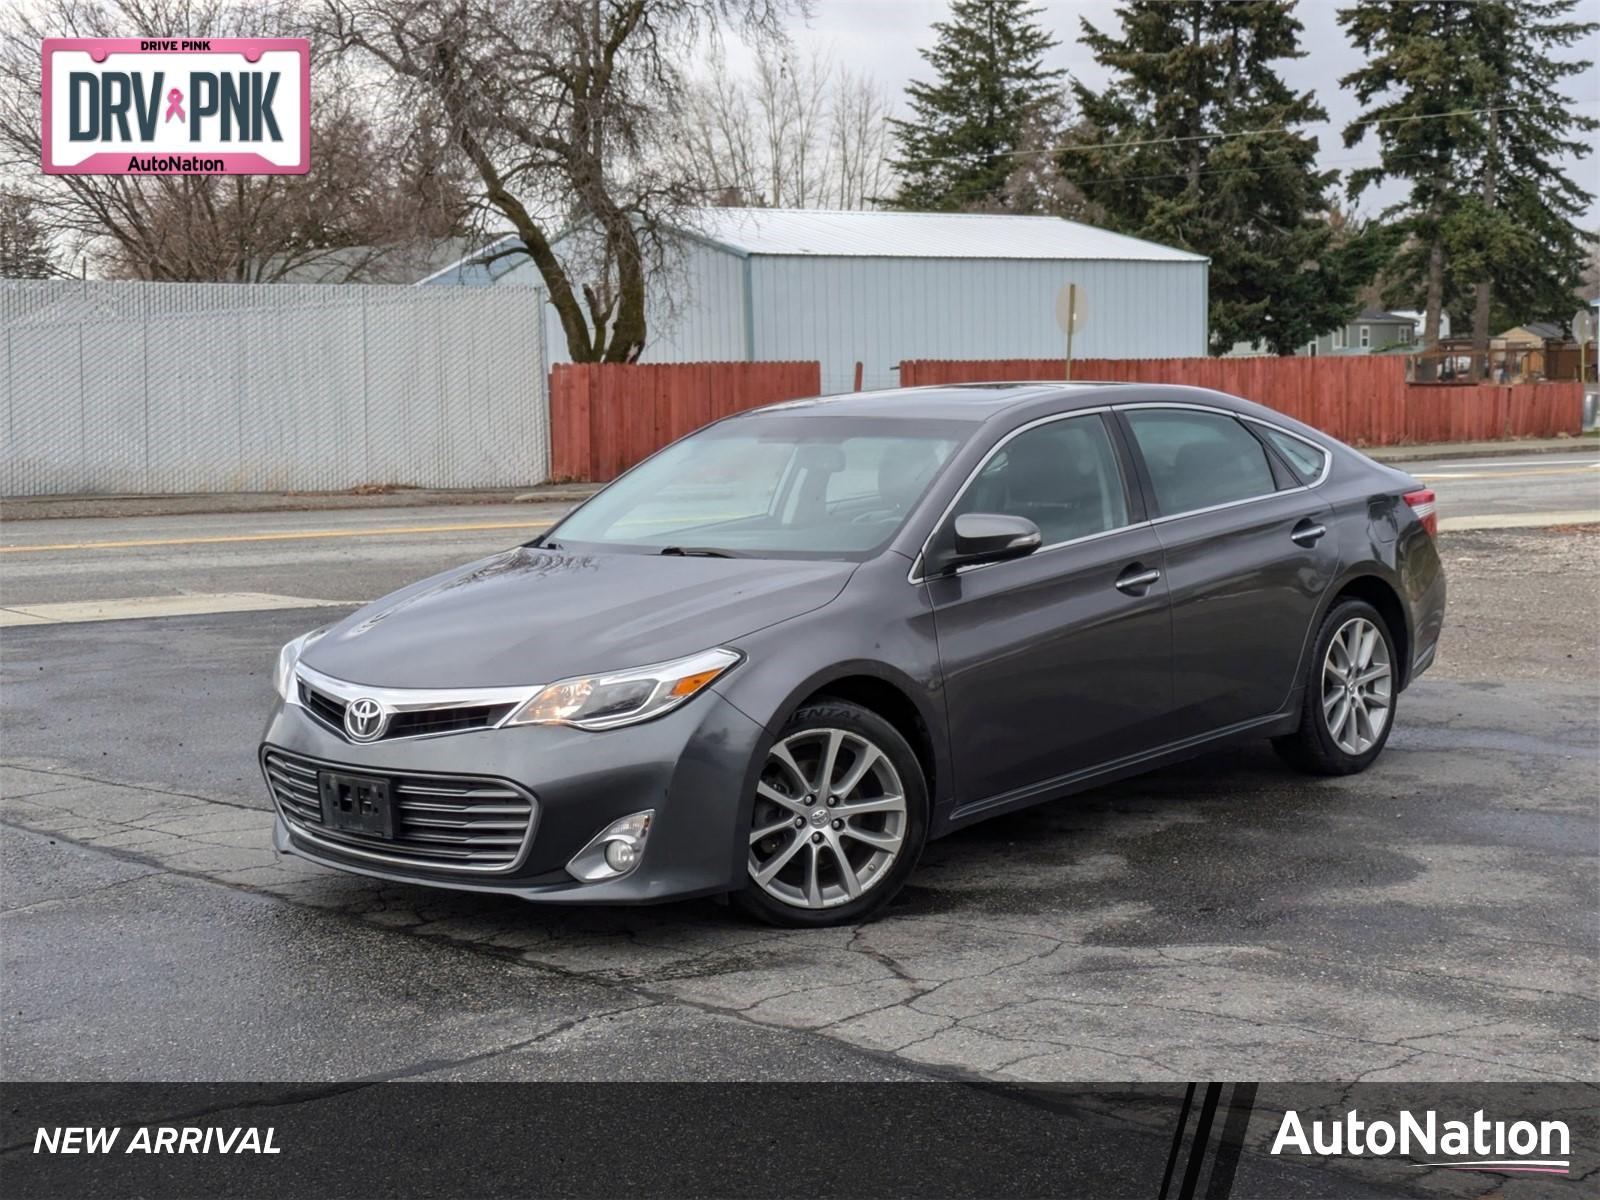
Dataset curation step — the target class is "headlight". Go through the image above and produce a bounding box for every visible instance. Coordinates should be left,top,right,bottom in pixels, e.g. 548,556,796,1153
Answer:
506,648,740,731
274,628,326,699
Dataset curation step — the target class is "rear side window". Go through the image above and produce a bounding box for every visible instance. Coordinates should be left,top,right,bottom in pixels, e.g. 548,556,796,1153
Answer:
1258,426,1329,482
953,414,1129,545
1124,409,1277,516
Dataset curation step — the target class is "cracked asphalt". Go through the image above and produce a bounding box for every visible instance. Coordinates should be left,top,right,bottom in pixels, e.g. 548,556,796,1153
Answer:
2,512,1597,1102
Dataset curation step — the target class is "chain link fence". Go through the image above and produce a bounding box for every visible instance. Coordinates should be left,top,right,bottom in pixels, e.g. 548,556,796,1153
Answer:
1,281,548,496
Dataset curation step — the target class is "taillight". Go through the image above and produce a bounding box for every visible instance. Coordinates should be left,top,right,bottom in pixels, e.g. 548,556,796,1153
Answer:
1404,488,1438,537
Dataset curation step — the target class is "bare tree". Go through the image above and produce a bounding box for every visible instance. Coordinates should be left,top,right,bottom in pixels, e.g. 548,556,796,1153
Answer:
828,66,895,209
675,42,895,210
321,1,797,363
677,44,763,205
753,46,828,207
997,92,1089,218
0,0,471,282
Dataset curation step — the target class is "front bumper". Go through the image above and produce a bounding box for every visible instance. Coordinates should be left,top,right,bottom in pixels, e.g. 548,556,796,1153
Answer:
261,688,767,903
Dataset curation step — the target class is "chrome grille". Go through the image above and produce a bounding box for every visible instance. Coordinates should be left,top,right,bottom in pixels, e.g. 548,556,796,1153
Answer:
263,749,537,874
297,680,518,742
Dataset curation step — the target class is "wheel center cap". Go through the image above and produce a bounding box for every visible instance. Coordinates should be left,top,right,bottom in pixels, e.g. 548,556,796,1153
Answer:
810,807,830,827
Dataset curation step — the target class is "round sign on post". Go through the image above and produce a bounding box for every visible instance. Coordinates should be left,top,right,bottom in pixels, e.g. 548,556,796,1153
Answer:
1055,283,1088,334
1575,308,1595,396
1571,308,1595,344
1055,283,1087,379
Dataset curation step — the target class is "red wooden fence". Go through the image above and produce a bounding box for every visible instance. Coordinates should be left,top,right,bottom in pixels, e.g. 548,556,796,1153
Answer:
548,361,822,481
898,356,1583,446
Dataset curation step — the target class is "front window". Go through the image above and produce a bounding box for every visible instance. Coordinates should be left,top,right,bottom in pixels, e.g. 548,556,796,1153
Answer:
949,414,1129,545
545,415,966,559
1360,325,1372,348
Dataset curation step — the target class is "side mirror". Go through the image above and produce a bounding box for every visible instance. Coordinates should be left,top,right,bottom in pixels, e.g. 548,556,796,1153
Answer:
928,513,1042,575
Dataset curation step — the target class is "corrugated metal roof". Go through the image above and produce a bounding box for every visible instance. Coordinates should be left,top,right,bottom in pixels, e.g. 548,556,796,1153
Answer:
686,207,1207,263
419,208,1208,285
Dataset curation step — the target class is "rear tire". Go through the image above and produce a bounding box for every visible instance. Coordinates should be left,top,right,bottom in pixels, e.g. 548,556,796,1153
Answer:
733,700,928,928
1273,599,1398,776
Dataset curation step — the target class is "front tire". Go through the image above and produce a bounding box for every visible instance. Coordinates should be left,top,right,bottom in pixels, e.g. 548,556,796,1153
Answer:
1273,599,1398,776
734,700,928,928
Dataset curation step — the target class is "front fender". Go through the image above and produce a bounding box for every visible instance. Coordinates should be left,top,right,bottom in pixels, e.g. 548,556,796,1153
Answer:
709,554,956,830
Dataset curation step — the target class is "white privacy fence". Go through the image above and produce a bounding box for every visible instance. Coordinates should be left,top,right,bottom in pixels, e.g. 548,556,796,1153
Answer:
1,281,548,495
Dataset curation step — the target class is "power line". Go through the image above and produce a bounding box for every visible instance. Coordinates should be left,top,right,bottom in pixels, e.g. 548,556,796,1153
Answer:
928,146,1455,207
893,101,1597,167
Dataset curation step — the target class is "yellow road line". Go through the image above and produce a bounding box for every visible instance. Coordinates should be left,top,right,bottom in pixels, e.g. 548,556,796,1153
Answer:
0,519,553,554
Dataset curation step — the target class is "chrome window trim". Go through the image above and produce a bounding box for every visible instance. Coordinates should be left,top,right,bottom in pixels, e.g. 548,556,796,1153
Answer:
908,400,1336,584
292,663,543,742
262,748,539,876
1114,401,1333,490
907,406,1141,584
1147,484,1309,525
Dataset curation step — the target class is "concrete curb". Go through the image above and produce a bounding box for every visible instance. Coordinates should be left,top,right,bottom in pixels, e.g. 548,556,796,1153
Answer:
1440,511,1600,532
0,486,600,523
1366,438,1596,464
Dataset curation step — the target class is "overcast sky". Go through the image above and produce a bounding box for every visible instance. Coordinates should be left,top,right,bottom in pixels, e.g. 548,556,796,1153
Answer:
775,0,1600,224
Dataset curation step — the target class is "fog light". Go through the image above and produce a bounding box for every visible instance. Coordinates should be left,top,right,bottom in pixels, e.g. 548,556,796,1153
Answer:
566,810,653,882
603,840,637,872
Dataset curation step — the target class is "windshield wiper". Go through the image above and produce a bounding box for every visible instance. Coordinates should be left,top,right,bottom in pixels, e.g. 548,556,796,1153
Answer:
659,545,742,558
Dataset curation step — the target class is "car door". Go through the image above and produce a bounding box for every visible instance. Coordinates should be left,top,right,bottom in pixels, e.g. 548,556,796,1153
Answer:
1117,405,1339,740
923,410,1174,812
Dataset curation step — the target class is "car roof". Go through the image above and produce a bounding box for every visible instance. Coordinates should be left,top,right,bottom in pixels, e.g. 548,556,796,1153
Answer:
741,381,1246,423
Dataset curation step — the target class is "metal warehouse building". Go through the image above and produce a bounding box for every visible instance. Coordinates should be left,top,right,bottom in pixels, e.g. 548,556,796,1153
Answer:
424,208,1209,392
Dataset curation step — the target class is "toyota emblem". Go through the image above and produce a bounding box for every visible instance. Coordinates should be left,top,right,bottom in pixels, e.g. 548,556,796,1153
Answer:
344,697,388,742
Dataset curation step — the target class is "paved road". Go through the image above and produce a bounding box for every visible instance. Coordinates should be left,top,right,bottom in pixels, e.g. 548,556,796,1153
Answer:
2,446,1596,1116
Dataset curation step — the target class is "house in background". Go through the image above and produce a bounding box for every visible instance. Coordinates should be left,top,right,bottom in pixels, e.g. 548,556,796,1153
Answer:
421,207,1210,392
1495,320,1566,354
1493,318,1595,382
1298,308,1418,356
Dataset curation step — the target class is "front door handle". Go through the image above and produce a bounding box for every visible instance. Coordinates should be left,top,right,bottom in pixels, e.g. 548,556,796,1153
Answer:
1291,520,1328,547
1114,566,1162,595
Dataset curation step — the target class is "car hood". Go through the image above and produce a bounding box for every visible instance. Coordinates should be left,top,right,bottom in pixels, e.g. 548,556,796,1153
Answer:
300,547,855,689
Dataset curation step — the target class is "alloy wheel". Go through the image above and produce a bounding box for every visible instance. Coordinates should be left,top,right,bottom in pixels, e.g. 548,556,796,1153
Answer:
747,728,907,910
1321,616,1393,755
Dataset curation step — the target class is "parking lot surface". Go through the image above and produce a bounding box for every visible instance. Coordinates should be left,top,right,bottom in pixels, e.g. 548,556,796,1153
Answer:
2,453,1596,1087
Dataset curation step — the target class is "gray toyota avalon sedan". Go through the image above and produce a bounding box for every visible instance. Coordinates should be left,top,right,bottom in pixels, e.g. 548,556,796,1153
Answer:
262,382,1445,927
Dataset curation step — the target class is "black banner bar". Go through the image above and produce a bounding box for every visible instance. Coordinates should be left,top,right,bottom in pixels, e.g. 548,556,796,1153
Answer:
3,1082,1592,1199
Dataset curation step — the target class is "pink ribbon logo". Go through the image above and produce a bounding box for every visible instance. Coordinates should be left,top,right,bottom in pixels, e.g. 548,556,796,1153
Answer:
164,88,185,123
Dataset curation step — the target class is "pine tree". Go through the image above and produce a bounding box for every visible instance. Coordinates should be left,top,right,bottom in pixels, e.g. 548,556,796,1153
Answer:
0,192,56,279
1342,1,1597,355
1061,1,1378,355
888,0,1064,211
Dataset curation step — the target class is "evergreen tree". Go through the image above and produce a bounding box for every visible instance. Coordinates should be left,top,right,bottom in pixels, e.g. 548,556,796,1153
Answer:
1061,1,1378,355
0,192,56,279
888,0,1064,211
1342,0,1598,353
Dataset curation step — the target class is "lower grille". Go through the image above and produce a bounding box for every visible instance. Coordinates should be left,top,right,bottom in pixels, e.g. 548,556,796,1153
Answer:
263,748,537,874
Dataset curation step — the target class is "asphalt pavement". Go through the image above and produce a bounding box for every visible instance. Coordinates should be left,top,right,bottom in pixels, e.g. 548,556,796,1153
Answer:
2,450,1596,1118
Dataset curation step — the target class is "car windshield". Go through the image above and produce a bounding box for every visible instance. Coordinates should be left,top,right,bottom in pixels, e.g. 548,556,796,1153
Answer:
545,415,969,560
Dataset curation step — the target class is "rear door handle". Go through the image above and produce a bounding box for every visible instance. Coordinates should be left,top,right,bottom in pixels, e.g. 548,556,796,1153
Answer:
1291,520,1327,547
1114,566,1162,595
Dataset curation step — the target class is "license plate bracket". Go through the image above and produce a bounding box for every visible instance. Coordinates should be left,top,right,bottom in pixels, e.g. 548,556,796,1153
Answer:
318,771,393,839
